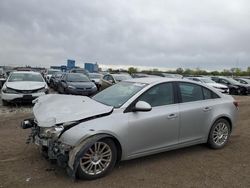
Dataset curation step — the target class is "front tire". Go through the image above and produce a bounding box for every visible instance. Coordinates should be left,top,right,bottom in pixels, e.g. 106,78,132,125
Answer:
76,138,117,180
207,118,231,149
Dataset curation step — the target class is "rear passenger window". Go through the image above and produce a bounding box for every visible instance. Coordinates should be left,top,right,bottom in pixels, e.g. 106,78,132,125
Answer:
203,87,220,99
179,83,203,102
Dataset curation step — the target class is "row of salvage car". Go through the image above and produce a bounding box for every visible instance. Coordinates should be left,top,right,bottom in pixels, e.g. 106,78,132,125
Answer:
1,70,249,105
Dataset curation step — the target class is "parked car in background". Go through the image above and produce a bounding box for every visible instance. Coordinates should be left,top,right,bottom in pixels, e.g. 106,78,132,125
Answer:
211,76,250,95
160,73,183,78
69,68,89,78
89,73,103,90
0,68,7,88
234,78,250,85
1,71,48,105
45,69,61,84
57,73,97,96
0,68,5,77
50,72,64,90
132,73,162,78
100,73,132,90
22,78,238,180
186,77,229,93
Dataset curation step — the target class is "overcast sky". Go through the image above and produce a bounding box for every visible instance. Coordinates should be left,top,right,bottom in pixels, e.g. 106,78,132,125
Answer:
0,0,250,70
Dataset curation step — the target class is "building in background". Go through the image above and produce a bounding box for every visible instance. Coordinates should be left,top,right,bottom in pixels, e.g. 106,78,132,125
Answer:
67,59,75,70
84,63,99,73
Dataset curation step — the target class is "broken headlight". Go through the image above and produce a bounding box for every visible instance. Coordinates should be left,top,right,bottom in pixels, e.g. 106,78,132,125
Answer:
40,125,64,138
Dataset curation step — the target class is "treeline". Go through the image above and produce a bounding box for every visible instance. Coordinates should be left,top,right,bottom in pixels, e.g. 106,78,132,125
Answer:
125,67,250,76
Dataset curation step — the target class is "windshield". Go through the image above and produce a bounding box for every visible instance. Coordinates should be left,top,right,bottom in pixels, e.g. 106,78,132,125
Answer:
48,70,59,75
200,78,215,83
226,78,241,84
8,73,44,82
242,79,250,84
66,74,90,82
237,78,250,84
93,81,146,108
113,75,132,82
55,73,63,78
89,73,102,79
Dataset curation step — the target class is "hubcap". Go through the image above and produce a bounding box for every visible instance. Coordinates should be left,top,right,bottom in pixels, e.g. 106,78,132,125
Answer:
213,122,229,146
80,142,112,175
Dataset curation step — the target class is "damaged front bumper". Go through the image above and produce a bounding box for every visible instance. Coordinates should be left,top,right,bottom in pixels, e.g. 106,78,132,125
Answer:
21,118,107,180
21,119,71,168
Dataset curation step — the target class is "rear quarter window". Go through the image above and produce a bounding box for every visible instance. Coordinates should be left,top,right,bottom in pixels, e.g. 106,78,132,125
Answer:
203,87,220,100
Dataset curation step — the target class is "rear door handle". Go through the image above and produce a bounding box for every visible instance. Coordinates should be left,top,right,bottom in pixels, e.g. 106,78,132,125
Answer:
203,107,212,112
167,113,178,119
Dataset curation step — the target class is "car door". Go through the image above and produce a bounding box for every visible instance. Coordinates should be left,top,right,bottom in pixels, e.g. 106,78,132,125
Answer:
101,75,113,90
177,82,215,143
126,82,179,157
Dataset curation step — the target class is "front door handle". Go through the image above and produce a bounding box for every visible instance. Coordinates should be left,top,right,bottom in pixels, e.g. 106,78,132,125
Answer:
167,113,178,119
203,107,212,112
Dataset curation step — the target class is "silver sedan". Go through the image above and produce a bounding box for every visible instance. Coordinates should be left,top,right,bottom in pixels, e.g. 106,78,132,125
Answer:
22,78,238,180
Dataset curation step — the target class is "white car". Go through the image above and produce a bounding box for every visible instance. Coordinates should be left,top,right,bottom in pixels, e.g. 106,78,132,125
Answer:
186,77,229,93
1,71,48,105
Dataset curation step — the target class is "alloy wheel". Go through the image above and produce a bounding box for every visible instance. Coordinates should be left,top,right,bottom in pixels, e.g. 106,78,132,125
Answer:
212,122,229,146
80,141,112,175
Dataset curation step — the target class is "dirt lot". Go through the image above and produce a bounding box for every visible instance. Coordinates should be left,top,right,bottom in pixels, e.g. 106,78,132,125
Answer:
0,96,250,188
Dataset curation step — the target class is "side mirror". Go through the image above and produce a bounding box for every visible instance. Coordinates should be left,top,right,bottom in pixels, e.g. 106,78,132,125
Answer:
133,101,152,112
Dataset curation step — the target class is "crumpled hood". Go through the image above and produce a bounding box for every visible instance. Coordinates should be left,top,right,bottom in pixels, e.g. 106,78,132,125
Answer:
6,82,46,90
33,94,113,127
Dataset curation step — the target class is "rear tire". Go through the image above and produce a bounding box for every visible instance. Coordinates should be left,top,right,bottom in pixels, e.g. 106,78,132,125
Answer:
207,118,231,149
76,138,117,180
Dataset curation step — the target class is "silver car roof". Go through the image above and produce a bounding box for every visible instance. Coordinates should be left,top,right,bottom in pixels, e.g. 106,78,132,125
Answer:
126,77,183,84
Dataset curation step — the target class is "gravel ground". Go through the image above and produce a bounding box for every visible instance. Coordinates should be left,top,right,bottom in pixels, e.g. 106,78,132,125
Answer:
0,95,250,188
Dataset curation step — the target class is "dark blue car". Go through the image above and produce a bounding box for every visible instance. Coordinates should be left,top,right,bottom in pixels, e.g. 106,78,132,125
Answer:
57,73,97,96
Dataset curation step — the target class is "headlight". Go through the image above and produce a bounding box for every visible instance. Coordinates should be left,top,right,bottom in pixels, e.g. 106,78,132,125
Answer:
2,87,18,94
45,126,64,138
40,125,64,138
68,85,76,89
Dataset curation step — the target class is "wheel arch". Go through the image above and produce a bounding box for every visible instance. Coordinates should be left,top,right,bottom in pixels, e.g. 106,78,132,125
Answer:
92,133,123,163
67,133,123,179
209,115,233,135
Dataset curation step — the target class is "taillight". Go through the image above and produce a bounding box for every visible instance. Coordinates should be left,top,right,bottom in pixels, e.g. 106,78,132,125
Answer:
233,101,239,109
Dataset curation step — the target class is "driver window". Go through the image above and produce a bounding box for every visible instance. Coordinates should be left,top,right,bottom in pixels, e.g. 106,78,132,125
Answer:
103,75,109,81
137,83,174,107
